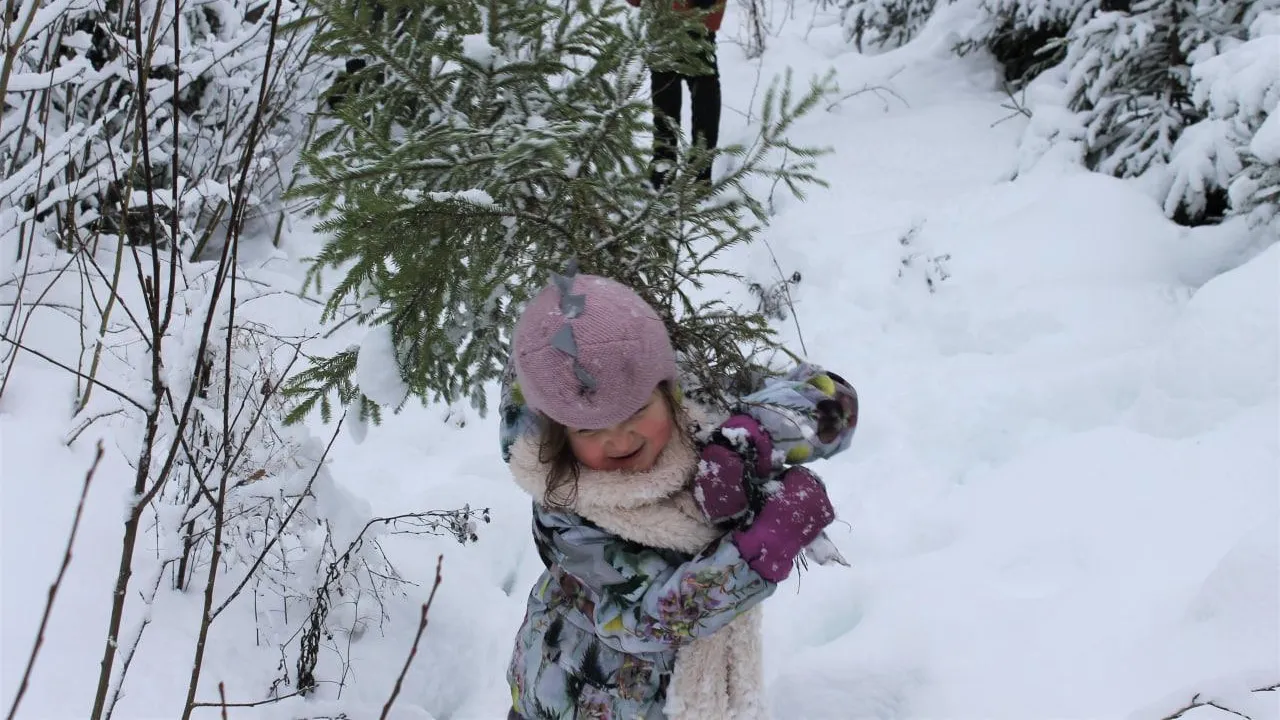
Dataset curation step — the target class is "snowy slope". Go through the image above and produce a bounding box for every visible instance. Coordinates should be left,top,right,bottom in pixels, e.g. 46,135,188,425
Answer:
2,1,1276,719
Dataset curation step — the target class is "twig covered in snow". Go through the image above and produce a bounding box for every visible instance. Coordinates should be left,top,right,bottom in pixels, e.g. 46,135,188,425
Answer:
86,0,307,712
0,333,148,411
5,441,104,720
104,561,174,720
380,555,444,720
209,410,349,623
1159,694,1249,720
0,0,47,100
1156,683,1280,720
825,81,908,113
0,248,85,401
753,237,807,355
190,688,307,710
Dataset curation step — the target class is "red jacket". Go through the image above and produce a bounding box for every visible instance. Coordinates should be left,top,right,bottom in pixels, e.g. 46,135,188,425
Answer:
626,0,725,32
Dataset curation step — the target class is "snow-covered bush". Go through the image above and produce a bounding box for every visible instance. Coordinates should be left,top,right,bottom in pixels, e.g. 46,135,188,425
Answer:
1060,0,1252,222
1,240,489,718
161,317,487,696
0,0,323,256
1063,4,1195,182
842,0,940,52
2,234,486,716
2,3,490,716
953,0,1094,85
840,0,1280,230
1174,14,1280,230
841,0,1091,76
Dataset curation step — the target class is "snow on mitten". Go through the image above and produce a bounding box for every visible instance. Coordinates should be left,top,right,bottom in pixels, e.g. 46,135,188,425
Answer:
732,466,835,583
693,414,775,524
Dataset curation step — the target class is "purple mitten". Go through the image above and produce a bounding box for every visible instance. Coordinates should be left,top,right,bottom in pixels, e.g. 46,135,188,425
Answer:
694,445,750,523
732,467,835,583
693,414,775,524
716,414,775,479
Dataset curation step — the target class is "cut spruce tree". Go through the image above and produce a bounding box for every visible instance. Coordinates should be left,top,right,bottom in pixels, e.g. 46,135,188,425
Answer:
285,0,834,422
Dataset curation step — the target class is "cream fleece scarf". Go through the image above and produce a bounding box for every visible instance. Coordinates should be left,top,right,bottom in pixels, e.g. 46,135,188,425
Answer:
508,432,766,720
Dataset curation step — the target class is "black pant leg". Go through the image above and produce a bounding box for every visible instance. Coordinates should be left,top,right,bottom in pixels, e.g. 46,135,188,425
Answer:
686,35,720,184
651,69,683,189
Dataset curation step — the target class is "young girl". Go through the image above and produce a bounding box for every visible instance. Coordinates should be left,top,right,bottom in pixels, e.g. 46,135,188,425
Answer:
500,267,858,719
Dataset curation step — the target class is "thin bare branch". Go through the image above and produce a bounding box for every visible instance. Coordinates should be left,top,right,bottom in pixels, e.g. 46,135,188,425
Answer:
1157,686,1280,720
104,559,174,720
210,411,347,621
0,333,149,411
65,409,128,447
758,233,806,356
6,441,104,720
825,83,908,113
0,246,85,402
191,688,308,710
380,556,444,720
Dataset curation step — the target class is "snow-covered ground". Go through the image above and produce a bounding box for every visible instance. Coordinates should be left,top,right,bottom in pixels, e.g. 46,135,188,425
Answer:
3,2,1276,718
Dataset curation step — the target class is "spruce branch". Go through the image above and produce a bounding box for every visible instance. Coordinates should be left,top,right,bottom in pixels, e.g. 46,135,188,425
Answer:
289,0,834,418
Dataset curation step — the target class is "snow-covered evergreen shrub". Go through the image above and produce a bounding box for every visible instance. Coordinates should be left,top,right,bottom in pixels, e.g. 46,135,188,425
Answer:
1064,2,1197,190
0,0,323,256
841,0,1089,79
1171,10,1280,229
1063,0,1276,224
838,0,1280,229
953,0,1095,85
842,0,939,52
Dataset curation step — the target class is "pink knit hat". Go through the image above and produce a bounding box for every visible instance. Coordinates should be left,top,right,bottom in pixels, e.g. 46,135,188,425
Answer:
513,265,678,430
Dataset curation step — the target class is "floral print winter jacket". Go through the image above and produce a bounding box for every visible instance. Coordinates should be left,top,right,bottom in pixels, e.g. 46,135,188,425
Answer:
500,362,858,720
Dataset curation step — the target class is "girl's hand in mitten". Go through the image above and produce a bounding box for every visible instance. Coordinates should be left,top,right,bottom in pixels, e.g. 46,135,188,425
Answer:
693,415,775,524
732,466,835,583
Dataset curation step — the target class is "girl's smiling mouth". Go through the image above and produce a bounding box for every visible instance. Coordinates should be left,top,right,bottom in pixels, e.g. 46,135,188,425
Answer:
612,445,644,461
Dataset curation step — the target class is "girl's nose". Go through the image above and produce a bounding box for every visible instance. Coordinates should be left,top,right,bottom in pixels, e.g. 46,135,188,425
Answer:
604,431,641,457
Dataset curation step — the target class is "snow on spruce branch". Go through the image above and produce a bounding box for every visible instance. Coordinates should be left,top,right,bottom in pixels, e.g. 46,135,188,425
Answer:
288,0,837,420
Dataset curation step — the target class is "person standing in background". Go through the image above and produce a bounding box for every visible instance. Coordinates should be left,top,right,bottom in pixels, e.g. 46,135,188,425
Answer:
626,0,726,189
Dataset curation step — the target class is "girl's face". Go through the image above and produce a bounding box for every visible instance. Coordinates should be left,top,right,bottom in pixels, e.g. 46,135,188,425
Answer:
568,387,673,472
